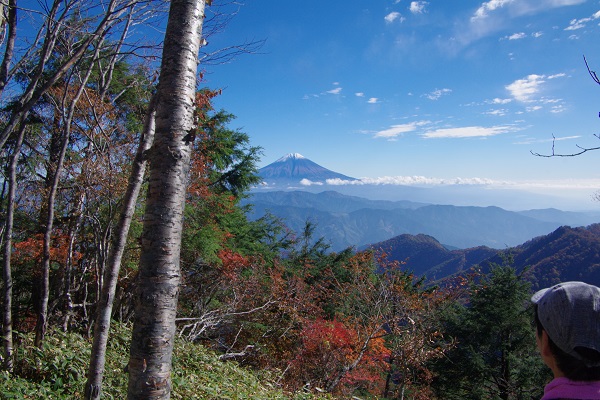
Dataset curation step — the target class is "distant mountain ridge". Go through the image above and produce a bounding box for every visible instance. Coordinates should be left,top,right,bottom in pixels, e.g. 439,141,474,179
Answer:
258,153,357,185
243,190,599,251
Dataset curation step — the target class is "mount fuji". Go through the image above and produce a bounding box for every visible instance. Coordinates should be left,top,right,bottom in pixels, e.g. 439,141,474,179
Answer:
258,153,356,186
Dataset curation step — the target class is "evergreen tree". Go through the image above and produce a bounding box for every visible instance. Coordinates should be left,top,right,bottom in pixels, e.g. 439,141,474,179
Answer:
430,265,550,400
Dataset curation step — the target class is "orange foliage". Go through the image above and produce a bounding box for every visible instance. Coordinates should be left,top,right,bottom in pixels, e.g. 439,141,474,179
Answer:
290,317,387,395
12,232,82,267
217,248,250,279
187,89,221,197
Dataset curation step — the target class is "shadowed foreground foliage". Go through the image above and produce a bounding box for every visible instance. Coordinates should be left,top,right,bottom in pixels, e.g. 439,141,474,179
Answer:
0,323,328,400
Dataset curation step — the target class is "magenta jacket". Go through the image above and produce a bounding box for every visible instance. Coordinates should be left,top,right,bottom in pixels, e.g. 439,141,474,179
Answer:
542,377,600,399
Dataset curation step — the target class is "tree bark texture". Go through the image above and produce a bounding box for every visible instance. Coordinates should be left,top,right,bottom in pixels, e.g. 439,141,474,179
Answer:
127,0,206,398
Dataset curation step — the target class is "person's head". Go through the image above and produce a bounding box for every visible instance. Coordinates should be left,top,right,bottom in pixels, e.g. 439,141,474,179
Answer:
532,281,600,381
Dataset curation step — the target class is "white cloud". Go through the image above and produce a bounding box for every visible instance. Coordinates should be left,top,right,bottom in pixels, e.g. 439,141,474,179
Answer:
316,176,600,192
490,97,512,104
526,105,543,112
325,176,497,186
304,83,346,99
367,97,379,104
385,11,404,23
423,88,452,100
516,135,581,145
485,109,508,116
302,94,320,100
373,121,430,139
507,32,526,40
355,92,364,97
472,0,586,21
505,74,546,102
372,122,516,140
565,10,600,30
451,0,585,55
299,178,323,186
505,73,566,108
553,135,580,141
548,73,566,79
422,125,513,138
472,0,514,21
503,31,545,40
409,1,428,14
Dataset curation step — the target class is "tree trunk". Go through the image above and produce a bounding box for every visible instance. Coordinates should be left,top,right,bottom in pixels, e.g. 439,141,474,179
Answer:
383,354,394,398
34,117,70,348
84,95,157,400
0,0,17,97
126,0,206,398
1,122,26,371
61,190,85,332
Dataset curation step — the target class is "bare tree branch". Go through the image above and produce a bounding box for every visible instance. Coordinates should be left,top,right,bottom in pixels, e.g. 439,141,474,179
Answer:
532,55,600,157
584,55,600,85
531,133,600,157
198,1,266,66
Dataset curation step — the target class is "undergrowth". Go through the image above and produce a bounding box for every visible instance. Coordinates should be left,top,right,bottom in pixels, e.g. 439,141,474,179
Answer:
0,323,328,400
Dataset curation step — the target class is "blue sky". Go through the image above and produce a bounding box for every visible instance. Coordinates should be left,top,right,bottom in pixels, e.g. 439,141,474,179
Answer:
203,0,600,210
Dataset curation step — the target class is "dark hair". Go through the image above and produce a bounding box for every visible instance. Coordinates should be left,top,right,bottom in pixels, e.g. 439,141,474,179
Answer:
534,305,600,381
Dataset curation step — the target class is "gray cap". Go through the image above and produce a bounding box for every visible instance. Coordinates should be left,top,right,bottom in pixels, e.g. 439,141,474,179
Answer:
532,281,600,367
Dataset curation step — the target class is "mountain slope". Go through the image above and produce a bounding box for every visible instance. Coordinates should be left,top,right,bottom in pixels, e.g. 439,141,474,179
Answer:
510,224,600,289
374,224,600,290
370,234,498,280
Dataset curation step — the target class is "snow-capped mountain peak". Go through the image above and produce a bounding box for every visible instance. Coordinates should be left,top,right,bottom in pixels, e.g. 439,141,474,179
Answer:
276,153,306,162
259,153,356,183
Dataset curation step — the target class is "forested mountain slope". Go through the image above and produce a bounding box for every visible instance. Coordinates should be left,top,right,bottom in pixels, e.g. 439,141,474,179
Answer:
374,224,600,290
369,233,498,280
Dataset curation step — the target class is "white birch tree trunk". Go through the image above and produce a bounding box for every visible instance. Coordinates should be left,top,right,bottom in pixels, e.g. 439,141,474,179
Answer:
126,0,206,398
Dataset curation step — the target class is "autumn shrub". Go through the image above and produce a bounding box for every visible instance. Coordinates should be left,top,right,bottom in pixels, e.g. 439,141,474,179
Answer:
286,317,387,397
